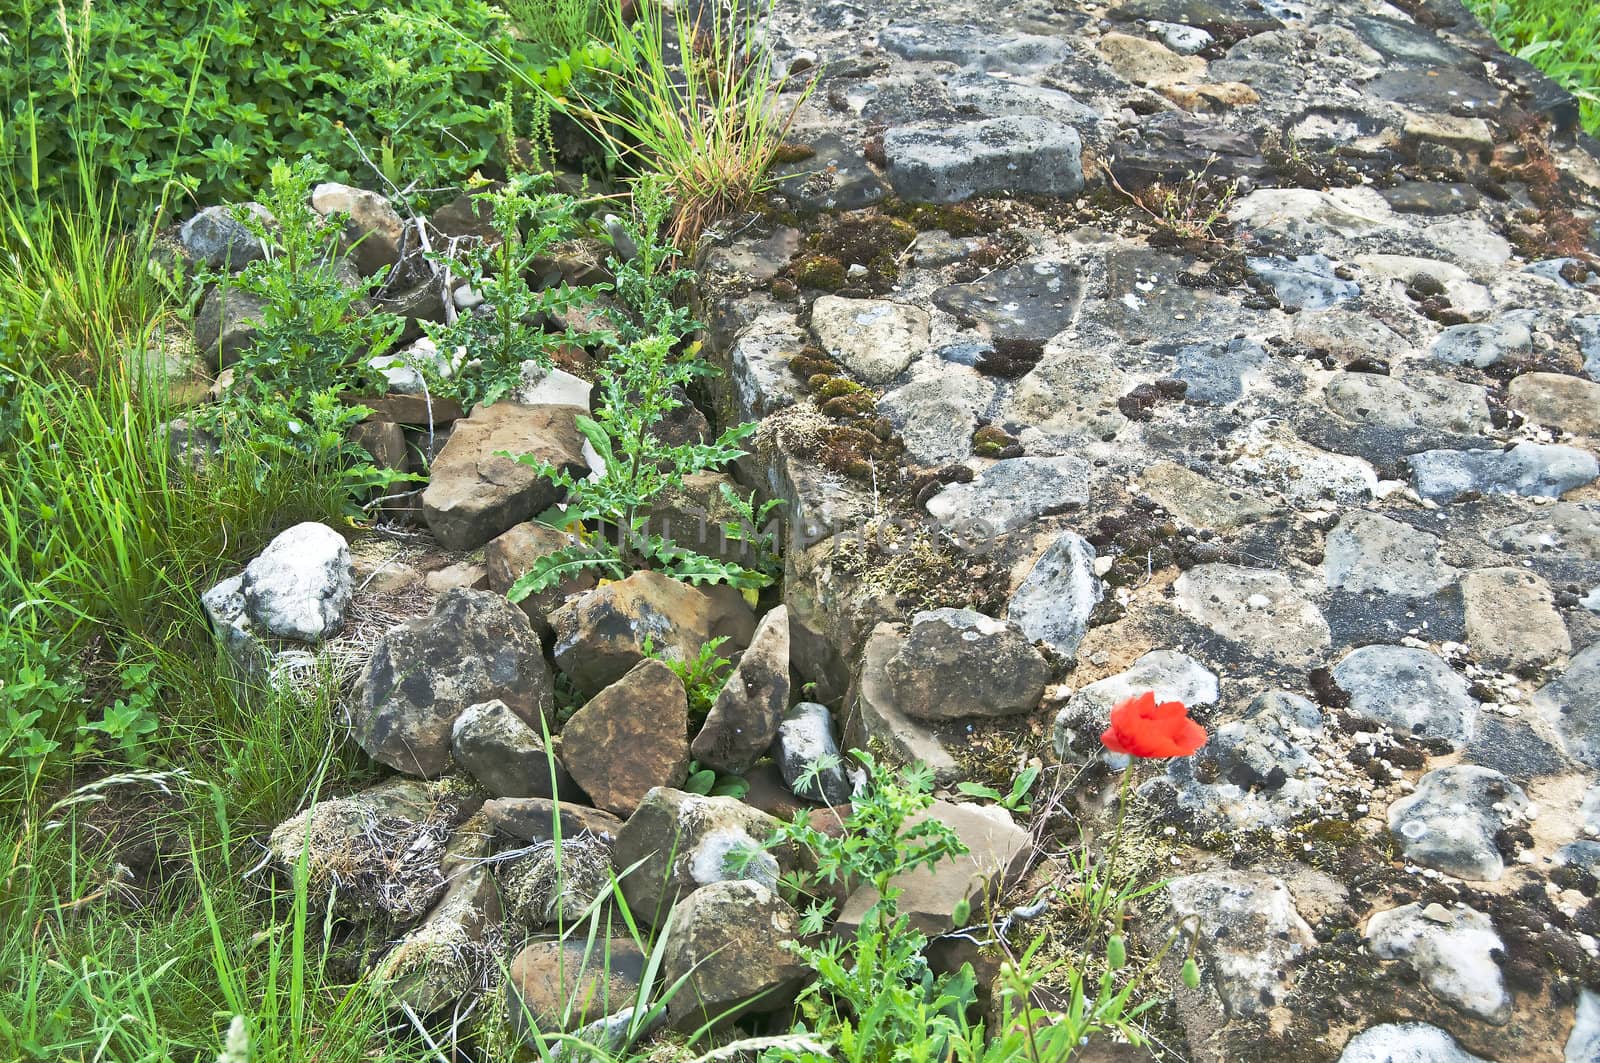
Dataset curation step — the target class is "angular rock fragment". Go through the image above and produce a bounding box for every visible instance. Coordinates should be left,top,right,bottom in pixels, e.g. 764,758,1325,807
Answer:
882,117,1084,204
1410,442,1598,502
353,588,553,777
451,699,570,800
661,880,809,1028
1007,531,1103,659
1366,902,1510,1024
1165,871,1316,1016
421,402,590,551
774,702,852,804
549,571,754,696
693,606,791,773
506,938,646,1041
835,801,1032,938
561,660,690,817
884,608,1048,720
612,787,785,924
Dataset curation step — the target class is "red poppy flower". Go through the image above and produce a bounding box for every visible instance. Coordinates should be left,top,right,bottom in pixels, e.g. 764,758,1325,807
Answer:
1100,691,1207,759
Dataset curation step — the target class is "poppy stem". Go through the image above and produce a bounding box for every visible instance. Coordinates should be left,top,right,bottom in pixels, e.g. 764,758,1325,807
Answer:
1102,766,1132,928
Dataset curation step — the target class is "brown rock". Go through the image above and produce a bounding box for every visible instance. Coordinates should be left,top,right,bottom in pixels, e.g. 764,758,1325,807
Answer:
506,938,646,1040
692,606,791,773
353,588,553,777
1508,372,1600,437
484,797,625,842
422,561,488,595
422,402,590,551
662,880,809,1029
884,608,1048,720
549,570,756,695
346,393,466,426
350,420,411,473
561,660,690,816
484,521,596,637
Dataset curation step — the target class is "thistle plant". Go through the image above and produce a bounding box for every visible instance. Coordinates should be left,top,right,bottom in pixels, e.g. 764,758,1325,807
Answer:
421,173,607,408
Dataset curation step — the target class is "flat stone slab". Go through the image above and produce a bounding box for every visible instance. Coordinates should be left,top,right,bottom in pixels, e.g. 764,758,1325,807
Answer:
810,295,930,384
924,455,1092,535
1172,564,1332,667
1410,442,1599,502
883,117,1084,205
1322,512,1457,597
931,259,1083,344
1387,765,1529,881
1332,644,1477,748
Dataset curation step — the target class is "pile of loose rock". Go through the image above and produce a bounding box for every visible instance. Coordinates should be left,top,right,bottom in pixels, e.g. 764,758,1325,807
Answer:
186,0,1600,1056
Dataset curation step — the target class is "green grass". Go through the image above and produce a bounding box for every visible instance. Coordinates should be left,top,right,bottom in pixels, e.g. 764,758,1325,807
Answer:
1470,0,1600,134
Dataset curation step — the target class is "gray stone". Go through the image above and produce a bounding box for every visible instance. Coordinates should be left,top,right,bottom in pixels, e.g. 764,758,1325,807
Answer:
931,259,1083,344
1410,442,1599,502
1337,1024,1490,1063
1138,463,1271,529
810,295,930,384
878,373,994,465
877,24,1071,73
483,797,624,844
240,522,352,642
193,286,268,369
835,801,1032,938
514,363,593,409
1568,989,1600,1063
1172,564,1332,667
1322,512,1457,597
774,702,851,804
1387,765,1529,880
692,606,791,773
1430,313,1534,367
1366,903,1510,1024
611,788,784,924
661,881,808,1029
1111,110,1268,190
849,623,961,783
1535,642,1600,770
1150,19,1213,52
1332,645,1477,748
311,182,406,277
1490,503,1600,559
1151,691,1325,829
179,204,271,271
724,312,810,422
1007,531,1103,659
201,574,268,677
450,699,563,800
885,608,1049,720
1246,254,1360,309
924,456,1092,536
354,588,554,777
772,133,888,212
421,403,590,551
1165,872,1315,1016
1228,419,1378,503
1170,338,1268,405
882,117,1084,205
1293,310,1413,366
1322,372,1491,435
1461,567,1570,670
1053,650,1219,762
1572,315,1600,376
1003,345,1129,447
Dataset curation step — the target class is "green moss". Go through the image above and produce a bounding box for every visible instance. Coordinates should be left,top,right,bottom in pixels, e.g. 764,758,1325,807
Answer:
793,253,847,291
972,425,1016,458
822,392,877,419
884,200,992,237
814,376,865,400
